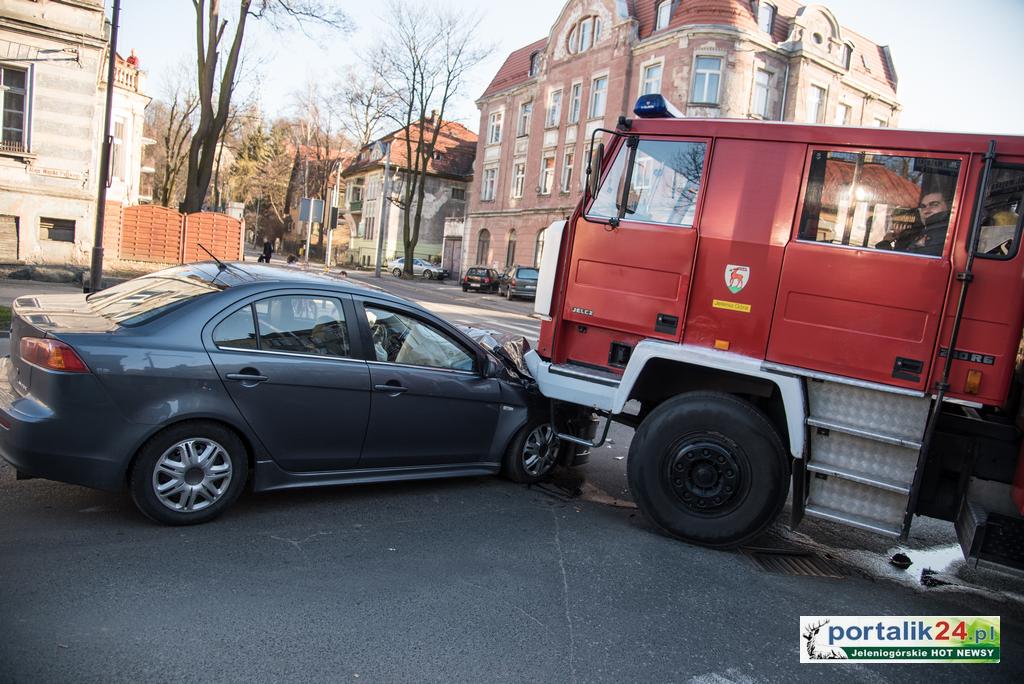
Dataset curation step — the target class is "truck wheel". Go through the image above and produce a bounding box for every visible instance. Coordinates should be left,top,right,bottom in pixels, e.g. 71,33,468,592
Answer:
627,392,788,548
129,421,248,526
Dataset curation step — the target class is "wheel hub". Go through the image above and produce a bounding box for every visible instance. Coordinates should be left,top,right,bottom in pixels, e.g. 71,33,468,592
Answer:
152,438,233,513
667,441,741,512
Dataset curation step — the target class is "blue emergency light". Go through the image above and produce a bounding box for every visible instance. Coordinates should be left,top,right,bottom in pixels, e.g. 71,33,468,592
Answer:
633,94,683,119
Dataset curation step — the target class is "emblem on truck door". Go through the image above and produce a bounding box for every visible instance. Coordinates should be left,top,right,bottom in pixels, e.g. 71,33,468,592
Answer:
725,265,750,294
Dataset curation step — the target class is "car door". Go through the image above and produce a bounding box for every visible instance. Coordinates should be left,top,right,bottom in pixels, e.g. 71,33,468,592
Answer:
767,147,966,389
355,298,502,468
205,291,371,471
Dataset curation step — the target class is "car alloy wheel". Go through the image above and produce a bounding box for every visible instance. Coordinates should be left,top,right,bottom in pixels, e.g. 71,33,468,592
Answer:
152,438,233,513
392,268,402,277
424,270,434,280
521,423,557,477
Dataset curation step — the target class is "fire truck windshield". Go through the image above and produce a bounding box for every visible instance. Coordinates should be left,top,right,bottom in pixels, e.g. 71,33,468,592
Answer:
587,138,706,227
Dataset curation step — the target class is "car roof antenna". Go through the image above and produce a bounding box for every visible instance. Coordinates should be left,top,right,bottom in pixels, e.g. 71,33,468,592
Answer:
197,243,227,271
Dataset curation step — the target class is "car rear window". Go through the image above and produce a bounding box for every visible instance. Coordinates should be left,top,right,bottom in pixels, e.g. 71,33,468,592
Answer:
467,268,483,275
87,274,227,326
516,268,539,278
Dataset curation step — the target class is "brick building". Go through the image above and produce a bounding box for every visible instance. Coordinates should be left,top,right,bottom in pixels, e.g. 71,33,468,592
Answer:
465,0,901,271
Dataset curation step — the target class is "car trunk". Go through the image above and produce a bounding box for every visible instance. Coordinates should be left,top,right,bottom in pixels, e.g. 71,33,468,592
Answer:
8,293,116,394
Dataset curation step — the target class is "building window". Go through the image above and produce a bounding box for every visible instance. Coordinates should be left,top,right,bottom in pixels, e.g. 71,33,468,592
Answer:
112,119,126,181
511,162,526,199
561,149,574,193
540,152,555,195
567,16,602,55
477,229,491,263
757,2,775,34
590,76,607,118
835,102,851,126
691,57,722,104
517,102,532,137
1,66,28,153
752,69,771,118
534,229,546,267
873,117,888,128
487,111,503,145
841,44,853,70
806,85,826,123
40,217,74,242
568,83,582,124
529,51,541,77
641,63,663,96
364,216,376,241
656,1,672,31
481,167,498,200
451,187,466,200
506,229,517,268
545,89,562,128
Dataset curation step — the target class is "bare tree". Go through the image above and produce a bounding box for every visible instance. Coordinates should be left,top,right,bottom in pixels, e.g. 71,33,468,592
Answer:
181,0,348,213
373,1,489,276
339,73,393,148
147,60,199,208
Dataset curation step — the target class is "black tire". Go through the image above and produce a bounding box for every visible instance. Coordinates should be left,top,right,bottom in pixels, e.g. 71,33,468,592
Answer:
392,268,402,277
129,421,248,526
502,419,562,484
424,270,434,280
627,392,789,548
462,285,469,292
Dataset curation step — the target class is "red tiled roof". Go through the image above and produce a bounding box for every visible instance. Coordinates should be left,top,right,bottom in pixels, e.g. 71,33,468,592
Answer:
341,119,477,179
480,38,547,99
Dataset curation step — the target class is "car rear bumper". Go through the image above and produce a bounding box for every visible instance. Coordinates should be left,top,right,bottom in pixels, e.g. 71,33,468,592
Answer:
0,360,140,491
511,286,537,298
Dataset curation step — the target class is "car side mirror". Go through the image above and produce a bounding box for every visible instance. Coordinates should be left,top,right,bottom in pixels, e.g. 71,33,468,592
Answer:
588,142,604,198
483,355,504,378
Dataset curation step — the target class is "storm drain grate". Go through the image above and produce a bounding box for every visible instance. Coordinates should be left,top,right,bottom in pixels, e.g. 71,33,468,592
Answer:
741,548,845,579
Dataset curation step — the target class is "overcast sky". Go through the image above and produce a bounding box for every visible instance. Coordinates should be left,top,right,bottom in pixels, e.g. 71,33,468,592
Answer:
117,0,1024,136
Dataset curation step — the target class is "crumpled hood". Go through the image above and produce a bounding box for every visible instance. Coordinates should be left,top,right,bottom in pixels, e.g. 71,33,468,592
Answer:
461,327,533,381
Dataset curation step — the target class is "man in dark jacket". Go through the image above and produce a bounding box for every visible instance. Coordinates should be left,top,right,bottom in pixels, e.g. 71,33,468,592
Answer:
875,190,951,256
259,239,274,263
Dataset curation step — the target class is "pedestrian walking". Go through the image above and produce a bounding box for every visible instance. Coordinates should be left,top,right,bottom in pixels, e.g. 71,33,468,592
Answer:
258,239,274,263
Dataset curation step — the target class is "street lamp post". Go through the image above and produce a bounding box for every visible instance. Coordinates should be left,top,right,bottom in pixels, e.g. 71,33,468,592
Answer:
374,141,392,278
88,0,121,293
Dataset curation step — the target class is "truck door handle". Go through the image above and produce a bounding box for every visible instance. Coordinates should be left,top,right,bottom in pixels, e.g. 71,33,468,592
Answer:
374,382,408,395
226,370,269,384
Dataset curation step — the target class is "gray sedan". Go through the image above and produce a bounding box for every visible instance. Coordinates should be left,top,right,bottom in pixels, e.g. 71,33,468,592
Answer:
0,263,587,525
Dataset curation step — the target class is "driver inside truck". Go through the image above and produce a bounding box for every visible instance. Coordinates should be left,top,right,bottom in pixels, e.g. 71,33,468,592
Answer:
874,185,952,256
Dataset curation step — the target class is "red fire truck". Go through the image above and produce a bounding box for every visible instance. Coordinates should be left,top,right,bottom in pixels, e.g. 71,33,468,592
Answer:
529,95,1024,571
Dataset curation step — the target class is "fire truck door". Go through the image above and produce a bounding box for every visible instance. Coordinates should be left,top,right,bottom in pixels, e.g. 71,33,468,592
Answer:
767,149,965,390
561,137,709,354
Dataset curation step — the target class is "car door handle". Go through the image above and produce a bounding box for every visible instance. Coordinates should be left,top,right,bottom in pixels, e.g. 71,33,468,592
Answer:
373,382,408,395
226,372,269,384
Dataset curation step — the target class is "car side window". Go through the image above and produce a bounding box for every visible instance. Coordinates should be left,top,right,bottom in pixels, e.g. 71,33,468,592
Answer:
363,305,475,372
798,150,962,257
213,306,257,350
253,295,350,357
975,166,1024,259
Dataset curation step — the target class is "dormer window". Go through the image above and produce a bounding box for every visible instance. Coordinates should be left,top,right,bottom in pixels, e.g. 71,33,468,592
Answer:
841,43,852,69
757,2,775,34
529,51,541,77
567,16,602,55
655,1,671,31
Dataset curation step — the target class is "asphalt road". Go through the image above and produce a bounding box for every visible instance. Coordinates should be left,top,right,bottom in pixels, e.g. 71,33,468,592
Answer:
1,272,1022,682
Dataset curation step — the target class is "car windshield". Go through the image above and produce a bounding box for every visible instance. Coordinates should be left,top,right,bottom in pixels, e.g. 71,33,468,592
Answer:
86,274,227,326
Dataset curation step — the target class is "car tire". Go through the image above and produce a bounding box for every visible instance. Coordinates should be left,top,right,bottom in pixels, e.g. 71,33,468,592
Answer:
129,421,248,526
392,268,402,277
627,392,789,548
462,285,468,292
502,419,562,484
424,270,434,280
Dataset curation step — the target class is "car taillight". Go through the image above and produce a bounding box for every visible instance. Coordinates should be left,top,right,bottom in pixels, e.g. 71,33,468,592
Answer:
484,277,491,283
511,278,517,287
20,337,89,373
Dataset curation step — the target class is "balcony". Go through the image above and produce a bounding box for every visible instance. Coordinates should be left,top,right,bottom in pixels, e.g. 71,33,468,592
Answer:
349,200,363,212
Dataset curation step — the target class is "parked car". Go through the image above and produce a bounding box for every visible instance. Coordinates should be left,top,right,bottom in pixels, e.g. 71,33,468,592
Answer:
461,266,499,293
498,265,540,300
0,263,587,525
388,257,448,280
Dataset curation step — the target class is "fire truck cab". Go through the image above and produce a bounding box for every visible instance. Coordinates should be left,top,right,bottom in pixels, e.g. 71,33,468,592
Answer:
529,96,1024,570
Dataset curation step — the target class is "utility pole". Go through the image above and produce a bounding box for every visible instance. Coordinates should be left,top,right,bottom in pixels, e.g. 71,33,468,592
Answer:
374,141,392,278
89,0,120,293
